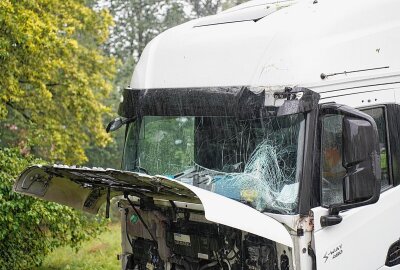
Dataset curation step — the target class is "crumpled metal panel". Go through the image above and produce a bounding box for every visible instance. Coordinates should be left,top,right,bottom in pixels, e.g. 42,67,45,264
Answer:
14,164,293,247
14,165,199,214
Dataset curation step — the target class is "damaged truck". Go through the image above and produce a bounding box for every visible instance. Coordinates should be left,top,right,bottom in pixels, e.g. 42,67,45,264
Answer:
13,0,400,269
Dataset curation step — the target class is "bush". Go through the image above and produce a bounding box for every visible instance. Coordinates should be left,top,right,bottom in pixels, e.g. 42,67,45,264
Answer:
0,148,107,269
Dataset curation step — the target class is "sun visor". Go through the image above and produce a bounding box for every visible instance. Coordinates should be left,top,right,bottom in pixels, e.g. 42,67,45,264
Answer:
118,86,320,119
118,86,266,119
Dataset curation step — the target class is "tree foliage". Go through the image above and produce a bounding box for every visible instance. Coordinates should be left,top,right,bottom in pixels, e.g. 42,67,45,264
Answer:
0,1,114,268
105,0,189,62
222,0,249,10
0,148,107,269
188,0,221,18
0,0,116,164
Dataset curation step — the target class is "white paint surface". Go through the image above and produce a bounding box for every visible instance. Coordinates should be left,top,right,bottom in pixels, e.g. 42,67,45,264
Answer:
131,0,400,91
312,185,400,270
177,181,294,247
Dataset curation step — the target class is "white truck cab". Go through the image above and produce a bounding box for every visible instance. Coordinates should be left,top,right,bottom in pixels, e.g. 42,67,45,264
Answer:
14,0,400,269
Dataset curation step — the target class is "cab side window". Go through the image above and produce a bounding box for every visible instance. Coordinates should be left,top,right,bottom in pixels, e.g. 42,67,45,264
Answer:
321,107,390,206
361,108,390,188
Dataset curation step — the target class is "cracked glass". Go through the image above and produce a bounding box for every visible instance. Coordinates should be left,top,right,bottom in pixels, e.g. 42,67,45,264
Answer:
123,114,305,214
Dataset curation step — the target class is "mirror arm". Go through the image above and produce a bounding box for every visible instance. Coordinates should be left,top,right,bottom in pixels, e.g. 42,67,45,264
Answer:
328,180,381,215
106,117,135,133
320,214,342,227
321,180,380,227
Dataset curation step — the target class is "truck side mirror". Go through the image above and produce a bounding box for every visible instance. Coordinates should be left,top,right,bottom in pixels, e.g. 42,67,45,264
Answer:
320,104,381,227
342,117,378,203
106,117,132,133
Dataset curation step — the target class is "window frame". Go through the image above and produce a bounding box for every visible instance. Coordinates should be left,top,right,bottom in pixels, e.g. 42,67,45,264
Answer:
384,104,400,187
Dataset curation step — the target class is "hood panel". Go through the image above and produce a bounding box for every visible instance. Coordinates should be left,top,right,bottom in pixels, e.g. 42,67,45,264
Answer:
14,165,199,214
15,165,293,247
179,183,293,247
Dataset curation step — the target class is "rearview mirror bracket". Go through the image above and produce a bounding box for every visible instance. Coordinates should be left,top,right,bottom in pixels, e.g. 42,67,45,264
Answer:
106,117,134,133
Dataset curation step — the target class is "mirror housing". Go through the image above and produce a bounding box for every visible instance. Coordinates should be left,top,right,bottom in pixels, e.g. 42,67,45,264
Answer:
106,117,132,133
320,104,381,225
342,117,379,203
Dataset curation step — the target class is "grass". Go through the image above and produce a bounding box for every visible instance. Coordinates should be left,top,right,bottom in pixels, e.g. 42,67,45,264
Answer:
36,223,122,270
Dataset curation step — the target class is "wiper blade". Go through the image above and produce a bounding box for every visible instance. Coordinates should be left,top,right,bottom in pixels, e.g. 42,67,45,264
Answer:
131,166,149,175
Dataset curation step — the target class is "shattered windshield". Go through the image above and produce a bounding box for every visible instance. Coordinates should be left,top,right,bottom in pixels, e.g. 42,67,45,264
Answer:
123,114,305,214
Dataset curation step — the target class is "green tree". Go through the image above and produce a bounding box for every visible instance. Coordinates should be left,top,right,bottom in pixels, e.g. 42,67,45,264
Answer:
221,0,249,10
0,148,107,269
0,0,115,268
0,0,116,165
105,0,189,62
187,0,221,17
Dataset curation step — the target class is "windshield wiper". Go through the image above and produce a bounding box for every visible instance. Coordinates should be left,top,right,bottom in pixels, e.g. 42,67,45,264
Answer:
262,206,288,215
131,166,149,175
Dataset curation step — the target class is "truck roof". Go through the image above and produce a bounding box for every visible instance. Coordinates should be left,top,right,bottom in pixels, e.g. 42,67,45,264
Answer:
130,0,400,94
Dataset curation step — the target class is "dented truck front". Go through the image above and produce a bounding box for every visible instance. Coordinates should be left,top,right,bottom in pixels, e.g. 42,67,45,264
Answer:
15,86,320,270
116,86,319,270
14,80,383,270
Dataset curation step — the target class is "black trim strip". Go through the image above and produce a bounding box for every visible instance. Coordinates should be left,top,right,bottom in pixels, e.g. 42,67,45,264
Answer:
385,104,400,187
298,108,319,214
118,86,320,119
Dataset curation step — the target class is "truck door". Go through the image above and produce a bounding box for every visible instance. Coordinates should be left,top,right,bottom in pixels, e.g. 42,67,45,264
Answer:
312,106,400,270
